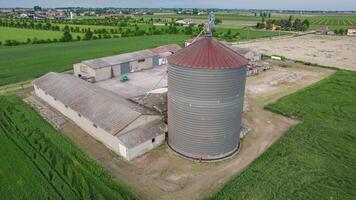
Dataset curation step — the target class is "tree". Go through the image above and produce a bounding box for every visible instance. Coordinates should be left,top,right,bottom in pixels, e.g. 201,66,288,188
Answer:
293,18,303,31
84,29,93,40
302,19,310,30
268,13,272,18
34,6,42,11
61,30,73,42
215,18,222,25
192,8,198,15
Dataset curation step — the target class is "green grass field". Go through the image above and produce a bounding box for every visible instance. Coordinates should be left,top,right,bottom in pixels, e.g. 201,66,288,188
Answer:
215,26,289,40
0,27,83,43
143,13,356,30
0,95,138,199
0,34,189,86
206,70,356,200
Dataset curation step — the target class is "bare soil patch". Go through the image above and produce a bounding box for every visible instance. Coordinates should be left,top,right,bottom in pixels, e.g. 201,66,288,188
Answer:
238,35,356,71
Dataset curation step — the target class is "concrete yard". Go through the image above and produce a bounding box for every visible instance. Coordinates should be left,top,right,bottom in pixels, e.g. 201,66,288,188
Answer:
95,65,168,98
51,61,334,200
237,35,356,71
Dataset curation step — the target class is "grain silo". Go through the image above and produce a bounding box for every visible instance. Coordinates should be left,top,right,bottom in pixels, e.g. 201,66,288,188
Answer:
167,35,248,160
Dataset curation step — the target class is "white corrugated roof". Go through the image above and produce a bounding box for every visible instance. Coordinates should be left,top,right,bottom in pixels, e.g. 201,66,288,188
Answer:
33,72,141,135
82,49,157,69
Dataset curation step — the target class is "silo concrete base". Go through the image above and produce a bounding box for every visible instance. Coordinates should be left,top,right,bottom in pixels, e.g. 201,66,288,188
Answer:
167,140,241,162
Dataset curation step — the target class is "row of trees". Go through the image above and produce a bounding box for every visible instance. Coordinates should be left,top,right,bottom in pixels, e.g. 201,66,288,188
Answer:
0,22,203,46
256,16,310,31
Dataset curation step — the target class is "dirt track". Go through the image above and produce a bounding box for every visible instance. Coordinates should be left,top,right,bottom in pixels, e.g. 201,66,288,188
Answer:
55,62,334,200
238,35,356,71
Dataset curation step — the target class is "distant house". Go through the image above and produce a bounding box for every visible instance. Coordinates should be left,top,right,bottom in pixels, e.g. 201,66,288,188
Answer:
347,27,356,36
176,19,196,26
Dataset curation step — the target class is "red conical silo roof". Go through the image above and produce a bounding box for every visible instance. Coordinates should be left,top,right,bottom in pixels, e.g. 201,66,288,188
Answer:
168,37,248,69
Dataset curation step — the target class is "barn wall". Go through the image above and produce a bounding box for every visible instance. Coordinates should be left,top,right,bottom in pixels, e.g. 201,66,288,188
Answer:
130,57,153,72
126,133,165,160
94,67,112,82
73,63,96,78
112,65,121,77
34,86,123,156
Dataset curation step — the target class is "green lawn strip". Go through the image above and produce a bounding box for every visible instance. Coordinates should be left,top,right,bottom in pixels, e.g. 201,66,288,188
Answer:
205,70,356,200
0,95,138,200
0,34,189,86
0,27,83,43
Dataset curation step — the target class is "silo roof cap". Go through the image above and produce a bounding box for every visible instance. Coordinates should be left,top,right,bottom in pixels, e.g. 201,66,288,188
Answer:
168,37,248,69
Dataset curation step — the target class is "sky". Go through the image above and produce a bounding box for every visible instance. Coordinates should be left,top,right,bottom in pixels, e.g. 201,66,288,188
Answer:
0,0,356,11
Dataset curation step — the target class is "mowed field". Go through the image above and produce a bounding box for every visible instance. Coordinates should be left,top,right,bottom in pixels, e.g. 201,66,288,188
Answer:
0,34,189,86
206,70,356,200
145,13,356,29
0,95,138,199
0,27,83,43
215,26,289,40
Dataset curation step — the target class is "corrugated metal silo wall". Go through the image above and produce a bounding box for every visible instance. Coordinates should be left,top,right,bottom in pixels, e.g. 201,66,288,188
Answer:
168,64,247,160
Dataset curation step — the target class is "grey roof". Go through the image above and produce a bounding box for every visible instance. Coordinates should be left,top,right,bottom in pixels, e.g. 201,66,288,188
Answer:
82,49,157,69
33,72,141,135
82,59,110,69
230,46,251,55
118,120,166,148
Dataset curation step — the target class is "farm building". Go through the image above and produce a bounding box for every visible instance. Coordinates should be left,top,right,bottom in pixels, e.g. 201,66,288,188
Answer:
167,36,248,160
74,44,181,82
176,18,196,26
347,27,356,36
150,44,182,65
74,49,157,82
230,46,262,61
33,72,166,161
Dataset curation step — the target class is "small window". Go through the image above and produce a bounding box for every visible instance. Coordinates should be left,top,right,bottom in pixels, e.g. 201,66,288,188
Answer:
65,105,68,108
138,59,145,63
93,124,97,128
78,113,81,117
152,138,155,143
53,97,57,101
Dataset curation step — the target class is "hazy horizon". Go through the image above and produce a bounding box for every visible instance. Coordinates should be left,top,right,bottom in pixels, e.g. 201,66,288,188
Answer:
1,0,356,11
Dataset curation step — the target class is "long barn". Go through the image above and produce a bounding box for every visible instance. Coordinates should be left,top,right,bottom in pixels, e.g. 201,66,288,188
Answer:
33,72,166,161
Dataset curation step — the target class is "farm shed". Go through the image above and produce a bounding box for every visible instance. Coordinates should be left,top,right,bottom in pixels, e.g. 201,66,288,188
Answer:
167,36,248,160
73,49,157,82
230,46,262,61
150,44,182,66
33,72,166,161
347,27,356,36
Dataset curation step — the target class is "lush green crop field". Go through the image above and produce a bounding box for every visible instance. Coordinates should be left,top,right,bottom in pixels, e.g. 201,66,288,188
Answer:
206,70,356,200
0,34,189,86
307,15,356,30
215,26,289,40
0,27,83,43
0,95,138,199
